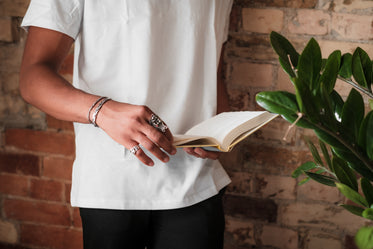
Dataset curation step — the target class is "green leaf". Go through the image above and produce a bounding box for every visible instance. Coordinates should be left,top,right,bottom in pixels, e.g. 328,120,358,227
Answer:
256,91,298,116
336,182,369,207
361,178,373,207
305,138,324,166
292,161,317,178
298,177,311,185
314,129,346,150
294,77,320,123
319,84,338,131
270,31,300,77
358,111,373,160
332,147,373,181
358,111,373,158
319,50,341,94
305,171,336,187
341,88,365,143
339,53,353,79
352,47,372,90
320,140,333,172
330,90,344,122
297,38,322,90
355,226,373,249
369,99,373,110
333,156,358,191
363,208,373,220
279,56,297,78
340,204,364,217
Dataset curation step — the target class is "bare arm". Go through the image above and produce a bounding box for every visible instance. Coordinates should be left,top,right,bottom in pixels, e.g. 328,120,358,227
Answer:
20,27,96,123
217,46,230,114
20,27,176,166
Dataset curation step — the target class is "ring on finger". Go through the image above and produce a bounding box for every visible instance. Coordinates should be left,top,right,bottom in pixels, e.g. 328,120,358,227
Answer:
129,145,141,155
149,114,168,133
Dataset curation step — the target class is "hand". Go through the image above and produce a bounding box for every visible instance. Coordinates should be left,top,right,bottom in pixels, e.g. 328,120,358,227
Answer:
183,147,221,160
96,100,177,166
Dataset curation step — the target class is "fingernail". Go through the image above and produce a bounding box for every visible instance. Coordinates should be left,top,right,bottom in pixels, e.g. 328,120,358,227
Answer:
148,161,154,167
163,156,170,163
171,148,177,155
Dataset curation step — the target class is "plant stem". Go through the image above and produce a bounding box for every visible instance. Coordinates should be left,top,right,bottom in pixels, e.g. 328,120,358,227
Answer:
304,117,373,173
338,76,373,99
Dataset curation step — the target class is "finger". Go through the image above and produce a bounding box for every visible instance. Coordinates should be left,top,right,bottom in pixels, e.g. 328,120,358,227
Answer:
183,147,201,158
137,136,170,163
145,112,175,149
127,142,154,166
163,123,174,142
194,148,221,160
144,124,177,155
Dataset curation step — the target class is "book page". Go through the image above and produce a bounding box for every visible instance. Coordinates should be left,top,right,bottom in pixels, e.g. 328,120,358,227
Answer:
184,111,268,145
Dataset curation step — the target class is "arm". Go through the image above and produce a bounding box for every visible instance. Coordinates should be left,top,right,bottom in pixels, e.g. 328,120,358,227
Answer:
217,45,230,114
20,27,176,166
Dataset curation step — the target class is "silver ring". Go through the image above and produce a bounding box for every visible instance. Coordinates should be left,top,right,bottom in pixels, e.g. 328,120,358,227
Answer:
149,114,168,133
129,145,141,155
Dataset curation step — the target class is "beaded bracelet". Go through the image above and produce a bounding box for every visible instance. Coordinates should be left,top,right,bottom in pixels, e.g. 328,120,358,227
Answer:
91,97,111,127
87,96,106,124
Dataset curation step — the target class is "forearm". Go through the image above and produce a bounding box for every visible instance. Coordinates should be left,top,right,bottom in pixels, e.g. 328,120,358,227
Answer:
20,63,98,124
216,47,230,114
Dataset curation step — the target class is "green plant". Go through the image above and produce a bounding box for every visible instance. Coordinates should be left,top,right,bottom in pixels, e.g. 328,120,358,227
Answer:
256,31,373,248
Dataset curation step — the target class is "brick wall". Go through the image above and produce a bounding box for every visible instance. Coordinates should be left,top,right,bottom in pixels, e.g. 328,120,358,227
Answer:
0,0,372,249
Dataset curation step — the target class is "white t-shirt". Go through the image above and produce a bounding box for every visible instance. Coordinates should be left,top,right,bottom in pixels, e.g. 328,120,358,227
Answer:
22,0,233,210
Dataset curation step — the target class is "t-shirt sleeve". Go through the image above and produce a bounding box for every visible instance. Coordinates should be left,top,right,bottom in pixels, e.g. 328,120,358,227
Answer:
21,0,83,40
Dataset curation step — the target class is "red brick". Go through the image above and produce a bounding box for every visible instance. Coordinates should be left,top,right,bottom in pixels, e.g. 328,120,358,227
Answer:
261,225,298,249
0,0,30,17
46,115,74,132
30,179,64,202
332,13,373,40
65,183,71,204
234,0,317,8
225,217,255,246
285,0,317,8
227,34,275,61
279,202,371,233
43,156,73,181
231,62,273,88
345,235,359,249
72,208,82,228
20,224,83,249
241,143,312,175
223,194,277,222
229,5,240,32
0,18,13,42
0,174,29,197
255,174,296,200
242,8,284,34
5,129,75,156
4,199,70,226
288,9,330,35
0,152,40,176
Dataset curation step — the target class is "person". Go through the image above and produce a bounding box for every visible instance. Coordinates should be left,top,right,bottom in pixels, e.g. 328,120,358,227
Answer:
20,1,233,248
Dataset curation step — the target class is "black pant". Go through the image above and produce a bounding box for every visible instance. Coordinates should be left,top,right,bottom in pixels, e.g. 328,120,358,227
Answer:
80,189,225,249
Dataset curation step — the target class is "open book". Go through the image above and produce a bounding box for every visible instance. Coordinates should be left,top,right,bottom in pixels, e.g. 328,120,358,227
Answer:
173,111,278,152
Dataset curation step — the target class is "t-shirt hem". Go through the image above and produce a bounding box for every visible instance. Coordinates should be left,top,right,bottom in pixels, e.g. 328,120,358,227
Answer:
71,177,231,210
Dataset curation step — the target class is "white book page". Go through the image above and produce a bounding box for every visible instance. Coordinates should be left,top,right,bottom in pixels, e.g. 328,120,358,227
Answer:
184,111,267,145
